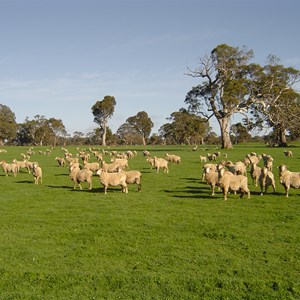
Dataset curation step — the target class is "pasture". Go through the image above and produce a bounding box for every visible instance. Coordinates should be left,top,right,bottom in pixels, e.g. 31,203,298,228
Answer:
0,144,299,299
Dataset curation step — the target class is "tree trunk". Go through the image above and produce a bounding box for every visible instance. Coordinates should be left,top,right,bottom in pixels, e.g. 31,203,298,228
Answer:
102,125,107,146
218,117,233,149
278,126,287,147
142,136,146,146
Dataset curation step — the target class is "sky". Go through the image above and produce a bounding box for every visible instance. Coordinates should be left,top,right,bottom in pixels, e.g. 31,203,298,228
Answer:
0,0,299,136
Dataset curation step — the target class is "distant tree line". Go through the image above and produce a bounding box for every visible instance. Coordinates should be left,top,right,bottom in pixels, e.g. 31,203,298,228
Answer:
0,44,299,147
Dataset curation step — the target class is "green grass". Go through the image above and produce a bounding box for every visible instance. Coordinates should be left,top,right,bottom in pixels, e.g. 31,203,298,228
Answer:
0,144,299,299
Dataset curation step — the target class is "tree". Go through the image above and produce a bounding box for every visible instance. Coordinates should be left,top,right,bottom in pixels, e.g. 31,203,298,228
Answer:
126,111,154,146
0,104,17,145
247,55,300,146
230,122,252,144
17,115,52,146
91,95,116,146
48,118,67,147
159,109,209,145
116,123,142,145
185,44,254,149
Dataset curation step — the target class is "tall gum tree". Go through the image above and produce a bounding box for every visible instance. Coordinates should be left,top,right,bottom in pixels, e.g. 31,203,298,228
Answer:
185,44,254,149
91,96,116,146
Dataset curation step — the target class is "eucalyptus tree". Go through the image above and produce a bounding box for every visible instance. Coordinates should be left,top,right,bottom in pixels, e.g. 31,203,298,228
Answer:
247,55,300,146
185,44,254,148
48,118,67,147
126,111,153,146
0,104,17,145
91,95,116,146
159,109,209,145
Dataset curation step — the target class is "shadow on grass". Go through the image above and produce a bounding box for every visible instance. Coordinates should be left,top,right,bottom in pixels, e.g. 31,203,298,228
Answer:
15,180,34,184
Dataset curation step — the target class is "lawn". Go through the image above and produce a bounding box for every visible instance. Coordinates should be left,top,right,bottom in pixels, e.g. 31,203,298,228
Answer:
0,144,299,299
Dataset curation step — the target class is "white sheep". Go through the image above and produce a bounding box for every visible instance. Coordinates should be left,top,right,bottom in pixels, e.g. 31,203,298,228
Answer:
199,155,207,163
122,170,142,192
32,163,42,184
218,167,250,201
96,169,128,194
258,166,276,195
110,158,129,170
12,159,29,173
283,150,293,157
250,163,261,186
146,157,155,169
165,153,181,164
83,161,100,173
153,157,169,173
201,163,217,180
69,165,93,190
101,161,122,173
0,161,18,177
203,166,219,196
278,164,300,197
55,157,66,167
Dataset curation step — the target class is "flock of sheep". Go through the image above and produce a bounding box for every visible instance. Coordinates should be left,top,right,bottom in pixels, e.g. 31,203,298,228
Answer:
0,146,299,199
201,149,300,200
0,147,181,194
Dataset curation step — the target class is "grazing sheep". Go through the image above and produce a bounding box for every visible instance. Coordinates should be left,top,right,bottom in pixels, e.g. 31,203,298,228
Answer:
258,166,276,195
101,161,122,173
122,170,142,192
110,158,129,171
83,161,100,173
55,157,66,167
12,159,29,173
283,150,293,157
250,163,262,186
203,166,220,196
165,153,181,164
69,166,93,190
246,154,262,165
278,164,300,197
207,153,217,161
218,167,250,201
199,155,207,163
146,156,155,170
153,157,169,173
32,163,42,184
143,150,150,157
201,163,217,180
96,169,128,194
0,161,18,177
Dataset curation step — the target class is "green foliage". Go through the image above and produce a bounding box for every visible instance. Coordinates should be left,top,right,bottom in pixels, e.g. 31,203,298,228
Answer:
0,144,299,298
0,104,17,145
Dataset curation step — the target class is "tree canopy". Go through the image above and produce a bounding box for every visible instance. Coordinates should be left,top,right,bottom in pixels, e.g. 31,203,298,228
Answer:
0,104,17,145
91,95,116,146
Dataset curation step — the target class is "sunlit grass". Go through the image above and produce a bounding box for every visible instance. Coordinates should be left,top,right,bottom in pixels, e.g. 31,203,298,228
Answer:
0,144,299,298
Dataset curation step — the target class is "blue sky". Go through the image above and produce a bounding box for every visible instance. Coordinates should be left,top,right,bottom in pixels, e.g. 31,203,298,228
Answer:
0,0,299,136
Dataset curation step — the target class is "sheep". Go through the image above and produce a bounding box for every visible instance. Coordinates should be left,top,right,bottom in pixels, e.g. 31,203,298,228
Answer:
32,163,42,184
264,156,274,172
207,153,217,161
24,160,39,174
250,163,262,186
83,161,100,173
258,166,276,195
0,161,18,177
218,167,250,201
201,163,217,180
199,155,207,163
69,165,93,190
153,157,169,173
101,160,122,173
278,164,300,197
12,159,29,173
165,153,181,164
203,166,220,196
110,158,129,171
122,170,142,192
146,156,155,170
55,157,66,167
283,150,293,157
246,154,262,165
96,169,128,194
143,150,150,157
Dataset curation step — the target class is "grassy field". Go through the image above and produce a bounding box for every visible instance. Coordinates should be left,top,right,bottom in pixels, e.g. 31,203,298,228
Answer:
0,144,299,299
